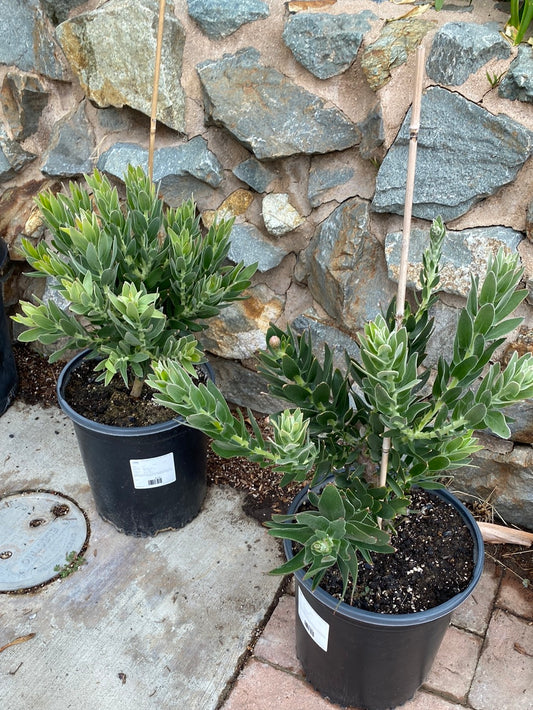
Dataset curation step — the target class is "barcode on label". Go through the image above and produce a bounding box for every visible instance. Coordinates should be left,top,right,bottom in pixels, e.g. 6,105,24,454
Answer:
130,452,176,490
148,477,163,486
304,621,315,638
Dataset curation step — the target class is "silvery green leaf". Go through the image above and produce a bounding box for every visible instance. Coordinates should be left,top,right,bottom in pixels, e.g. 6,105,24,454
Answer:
484,410,511,438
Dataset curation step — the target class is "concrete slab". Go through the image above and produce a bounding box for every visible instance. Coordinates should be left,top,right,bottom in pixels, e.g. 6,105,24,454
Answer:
0,401,284,709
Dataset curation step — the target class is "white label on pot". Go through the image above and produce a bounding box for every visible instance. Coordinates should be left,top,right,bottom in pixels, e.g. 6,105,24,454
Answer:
130,452,176,490
298,588,329,652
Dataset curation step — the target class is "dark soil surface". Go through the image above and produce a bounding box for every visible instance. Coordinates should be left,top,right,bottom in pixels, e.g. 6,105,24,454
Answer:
321,488,475,613
62,357,198,427
11,343,533,605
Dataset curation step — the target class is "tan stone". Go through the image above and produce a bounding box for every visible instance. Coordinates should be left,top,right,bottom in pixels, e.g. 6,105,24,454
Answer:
262,193,304,236
200,284,284,360
202,189,254,228
361,19,436,92
287,0,337,12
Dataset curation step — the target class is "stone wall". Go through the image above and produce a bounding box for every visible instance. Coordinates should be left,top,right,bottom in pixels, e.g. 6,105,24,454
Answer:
1,0,532,526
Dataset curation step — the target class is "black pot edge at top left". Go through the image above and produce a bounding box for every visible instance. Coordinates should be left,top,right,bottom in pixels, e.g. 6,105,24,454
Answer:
0,238,18,416
56,348,214,437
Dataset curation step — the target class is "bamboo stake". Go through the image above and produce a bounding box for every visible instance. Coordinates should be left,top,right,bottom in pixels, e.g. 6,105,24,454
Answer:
379,46,426,489
148,0,166,181
395,46,425,324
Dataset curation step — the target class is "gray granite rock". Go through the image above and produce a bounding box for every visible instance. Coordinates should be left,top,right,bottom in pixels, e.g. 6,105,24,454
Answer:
1,73,49,142
155,139,223,187
42,102,95,177
0,125,36,182
187,0,269,39
56,0,186,131
228,223,288,272
385,225,523,297
282,12,373,79
208,355,286,414
0,150,14,183
292,311,360,371
306,198,395,330
426,22,510,86
233,158,276,193
95,107,137,132
97,138,223,193
504,400,533,444
0,0,68,80
499,46,533,103
97,142,147,176
357,104,384,160
197,47,360,159
308,165,355,208
424,300,460,368
372,87,533,221
452,434,533,529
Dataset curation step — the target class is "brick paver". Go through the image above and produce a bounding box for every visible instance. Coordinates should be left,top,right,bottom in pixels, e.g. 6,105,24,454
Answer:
221,659,353,710
452,558,501,635
469,608,533,710
423,625,482,702
496,569,533,620
402,690,466,709
254,595,301,673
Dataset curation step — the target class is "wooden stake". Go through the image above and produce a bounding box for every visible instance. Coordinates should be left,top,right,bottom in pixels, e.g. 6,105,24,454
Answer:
379,46,426,489
148,0,166,181
396,45,426,323
478,522,533,547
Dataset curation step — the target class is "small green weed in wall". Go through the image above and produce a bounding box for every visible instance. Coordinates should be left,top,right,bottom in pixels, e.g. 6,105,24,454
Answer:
54,551,86,578
486,70,506,88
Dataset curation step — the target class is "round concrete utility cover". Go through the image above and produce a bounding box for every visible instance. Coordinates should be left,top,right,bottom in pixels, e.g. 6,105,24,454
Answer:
0,490,89,592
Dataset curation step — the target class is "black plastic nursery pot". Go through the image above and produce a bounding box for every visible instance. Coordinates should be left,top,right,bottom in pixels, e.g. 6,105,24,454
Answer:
284,486,484,710
57,350,209,537
0,238,18,416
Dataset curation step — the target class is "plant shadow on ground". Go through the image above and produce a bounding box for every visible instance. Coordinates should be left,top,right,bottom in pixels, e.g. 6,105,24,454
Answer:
11,342,532,587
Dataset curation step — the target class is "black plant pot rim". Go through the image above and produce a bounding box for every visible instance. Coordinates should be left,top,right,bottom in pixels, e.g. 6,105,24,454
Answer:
57,348,213,438
283,483,484,628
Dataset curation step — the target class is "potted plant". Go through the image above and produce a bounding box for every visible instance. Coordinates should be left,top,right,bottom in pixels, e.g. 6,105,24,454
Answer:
13,165,256,536
147,217,533,709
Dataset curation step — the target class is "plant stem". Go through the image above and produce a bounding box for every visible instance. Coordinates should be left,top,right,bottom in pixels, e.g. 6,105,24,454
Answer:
130,377,144,398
